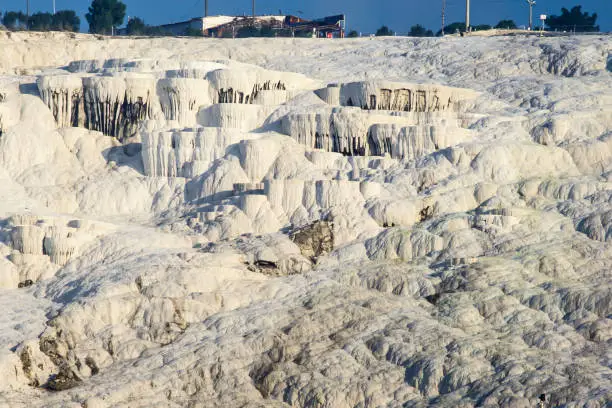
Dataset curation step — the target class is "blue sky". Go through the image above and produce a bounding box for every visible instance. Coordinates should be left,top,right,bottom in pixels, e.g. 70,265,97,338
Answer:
4,0,611,33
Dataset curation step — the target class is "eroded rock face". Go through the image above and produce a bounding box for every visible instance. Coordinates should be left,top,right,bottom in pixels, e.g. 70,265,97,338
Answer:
0,34,611,408
279,86,475,159
0,215,113,288
339,81,478,112
290,221,334,261
37,62,319,142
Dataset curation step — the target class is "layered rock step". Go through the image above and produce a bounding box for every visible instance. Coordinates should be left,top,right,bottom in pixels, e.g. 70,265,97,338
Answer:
141,127,258,178
2,214,114,288
280,106,472,159
280,81,478,159
338,81,478,112
37,61,320,141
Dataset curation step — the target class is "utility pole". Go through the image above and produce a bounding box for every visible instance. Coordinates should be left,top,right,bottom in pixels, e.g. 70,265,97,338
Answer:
204,0,208,17
53,0,56,15
252,0,255,17
527,0,536,30
441,0,446,35
26,0,30,29
465,0,470,32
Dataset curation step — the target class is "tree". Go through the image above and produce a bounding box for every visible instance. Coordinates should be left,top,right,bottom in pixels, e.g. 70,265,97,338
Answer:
1,10,79,32
547,5,599,32
184,27,204,37
347,30,358,38
273,28,293,37
409,24,434,37
259,25,275,37
53,10,80,32
86,0,126,34
437,22,465,36
233,25,275,38
126,17,147,35
236,25,259,38
472,24,492,31
2,11,28,30
124,17,168,36
28,12,54,31
29,11,80,32
494,19,517,29
147,26,169,36
375,25,394,36
294,29,313,38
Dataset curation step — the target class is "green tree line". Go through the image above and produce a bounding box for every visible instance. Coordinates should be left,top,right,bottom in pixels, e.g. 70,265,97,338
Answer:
373,3,599,37
1,10,80,32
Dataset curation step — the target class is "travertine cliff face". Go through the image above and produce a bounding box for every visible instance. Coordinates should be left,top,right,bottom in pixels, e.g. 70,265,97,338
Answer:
1,215,114,288
339,81,478,112
0,79,20,137
0,33,611,408
38,74,160,141
279,83,476,158
39,61,477,161
37,62,318,142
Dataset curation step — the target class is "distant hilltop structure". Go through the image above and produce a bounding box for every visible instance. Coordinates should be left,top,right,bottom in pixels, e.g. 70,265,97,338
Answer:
119,14,346,38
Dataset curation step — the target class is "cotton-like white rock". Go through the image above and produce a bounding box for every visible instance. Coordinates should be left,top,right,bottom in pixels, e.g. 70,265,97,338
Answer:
157,78,212,127
339,81,478,112
0,32,610,408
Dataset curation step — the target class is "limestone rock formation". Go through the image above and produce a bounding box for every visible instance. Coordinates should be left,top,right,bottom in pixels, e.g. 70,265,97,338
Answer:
37,61,319,142
290,220,334,261
0,32,610,408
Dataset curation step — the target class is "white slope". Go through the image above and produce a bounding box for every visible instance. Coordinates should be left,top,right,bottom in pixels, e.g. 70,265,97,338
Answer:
0,32,610,407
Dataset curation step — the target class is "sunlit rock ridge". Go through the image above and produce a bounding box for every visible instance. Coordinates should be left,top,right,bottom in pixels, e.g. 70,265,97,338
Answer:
0,31,611,407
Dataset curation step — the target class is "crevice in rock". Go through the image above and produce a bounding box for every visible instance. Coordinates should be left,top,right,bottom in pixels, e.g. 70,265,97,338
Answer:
19,348,39,387
218,81,286,104
85,357,99,376
419,205,434,222
17,279,33,288
39,336,82,391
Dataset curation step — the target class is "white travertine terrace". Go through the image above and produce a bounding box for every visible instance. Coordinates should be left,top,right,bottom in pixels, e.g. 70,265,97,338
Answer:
0,32,611,408
141,127,258,178
157,78,211,127
37,62,319,142
280,83,477,158
0,79,21,136
339,81,478,112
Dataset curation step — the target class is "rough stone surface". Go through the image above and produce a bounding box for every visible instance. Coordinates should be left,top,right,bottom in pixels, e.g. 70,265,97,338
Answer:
290,221,334,261
0,32,610,408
